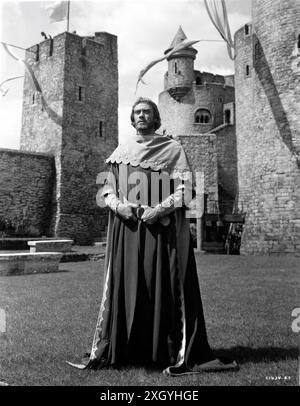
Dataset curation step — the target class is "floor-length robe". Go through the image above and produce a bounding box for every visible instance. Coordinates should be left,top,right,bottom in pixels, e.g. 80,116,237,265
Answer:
70,134,216,371
87,162,214,370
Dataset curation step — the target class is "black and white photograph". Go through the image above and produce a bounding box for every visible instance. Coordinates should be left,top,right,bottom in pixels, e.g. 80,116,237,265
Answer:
0,0,299,391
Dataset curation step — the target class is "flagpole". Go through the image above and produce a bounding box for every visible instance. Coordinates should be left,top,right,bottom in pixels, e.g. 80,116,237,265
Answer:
67,0,70,32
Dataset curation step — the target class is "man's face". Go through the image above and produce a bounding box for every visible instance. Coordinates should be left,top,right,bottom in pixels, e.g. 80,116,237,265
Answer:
133,102,155,134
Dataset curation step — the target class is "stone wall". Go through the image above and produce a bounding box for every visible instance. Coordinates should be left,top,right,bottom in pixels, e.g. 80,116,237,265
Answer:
0,149,54,236
240,173,300,255
20,34,65,155
234,24,254,205
194,71,225,85
20,33,66,239
215,125,238,208
176,134,218,212
234,0,300,255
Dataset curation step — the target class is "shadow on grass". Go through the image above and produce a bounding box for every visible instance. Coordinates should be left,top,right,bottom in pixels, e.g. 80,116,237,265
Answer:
214,346,298,365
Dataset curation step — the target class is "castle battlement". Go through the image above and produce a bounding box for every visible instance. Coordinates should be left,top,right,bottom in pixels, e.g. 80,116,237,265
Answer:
25,31,117,65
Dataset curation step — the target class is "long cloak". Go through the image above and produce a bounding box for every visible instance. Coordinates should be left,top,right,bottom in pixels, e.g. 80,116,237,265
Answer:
69,134,215,371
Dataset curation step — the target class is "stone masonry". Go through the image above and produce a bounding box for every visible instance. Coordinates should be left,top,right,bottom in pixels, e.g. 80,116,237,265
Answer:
234,0,300,255
176,134,218,212
20,31,118,244
0,148,54,236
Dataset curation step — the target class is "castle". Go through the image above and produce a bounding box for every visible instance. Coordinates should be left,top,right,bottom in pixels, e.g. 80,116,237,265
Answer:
0,0,299,254
157,0,300,256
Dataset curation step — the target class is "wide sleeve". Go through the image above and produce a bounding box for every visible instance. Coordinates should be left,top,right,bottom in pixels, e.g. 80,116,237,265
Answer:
96,164,118,208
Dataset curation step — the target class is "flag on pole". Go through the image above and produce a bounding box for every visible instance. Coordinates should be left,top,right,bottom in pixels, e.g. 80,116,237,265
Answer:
46,1,69,23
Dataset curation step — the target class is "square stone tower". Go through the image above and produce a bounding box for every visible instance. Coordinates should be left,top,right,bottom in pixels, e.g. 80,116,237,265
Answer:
20,31,118,244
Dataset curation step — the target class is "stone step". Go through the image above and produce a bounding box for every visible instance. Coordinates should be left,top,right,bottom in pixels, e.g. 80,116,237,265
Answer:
0,237,70,251
28,239,73,253
0,252,63,276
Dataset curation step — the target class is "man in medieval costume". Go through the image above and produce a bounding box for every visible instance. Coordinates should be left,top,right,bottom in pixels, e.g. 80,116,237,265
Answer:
68,98,237,376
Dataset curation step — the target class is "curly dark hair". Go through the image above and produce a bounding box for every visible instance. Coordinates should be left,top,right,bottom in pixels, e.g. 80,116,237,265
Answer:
130,97,161,131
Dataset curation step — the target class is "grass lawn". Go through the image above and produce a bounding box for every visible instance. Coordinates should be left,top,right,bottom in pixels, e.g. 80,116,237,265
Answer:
0,253,299,386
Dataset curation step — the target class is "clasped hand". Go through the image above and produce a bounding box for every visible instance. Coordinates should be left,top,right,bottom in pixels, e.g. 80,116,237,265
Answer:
116,201,138,221
141,206,161,224
117,202,161,224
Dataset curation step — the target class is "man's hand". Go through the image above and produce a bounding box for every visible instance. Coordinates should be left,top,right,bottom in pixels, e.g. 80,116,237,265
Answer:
117,202,137,221
141,206,161,224
104,194,138,221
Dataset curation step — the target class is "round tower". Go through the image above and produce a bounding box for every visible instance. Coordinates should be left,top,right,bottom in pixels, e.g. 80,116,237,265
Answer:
235,0,300,255
159,26,235,136
164,25,197,96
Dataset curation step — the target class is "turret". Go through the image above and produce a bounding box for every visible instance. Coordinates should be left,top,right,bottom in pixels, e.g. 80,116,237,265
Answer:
164,26,197,101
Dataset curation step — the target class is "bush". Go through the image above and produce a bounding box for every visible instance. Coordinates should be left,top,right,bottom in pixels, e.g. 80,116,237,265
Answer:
0,215,41,237
0,217,14,237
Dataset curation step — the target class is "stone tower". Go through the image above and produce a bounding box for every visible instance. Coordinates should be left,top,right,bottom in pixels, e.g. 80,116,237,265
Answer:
234,0,300,255
159,27,235,137
159,27,237,212
163,26,198,97
20,31,118,244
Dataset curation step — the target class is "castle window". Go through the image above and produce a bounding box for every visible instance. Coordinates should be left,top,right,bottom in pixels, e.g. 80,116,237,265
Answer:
244,24,250,36
246,65,250,76
78,86,85,102
196,77,202,85
175,62,178,74
49,38,54,56
35,44,40,62
298,34,300,49
99,121,103,137
194,109,212,124
224,109,231,124
32,93,35,104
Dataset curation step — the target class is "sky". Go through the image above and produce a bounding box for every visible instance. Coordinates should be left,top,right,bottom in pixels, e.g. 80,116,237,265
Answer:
0,0,252,149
